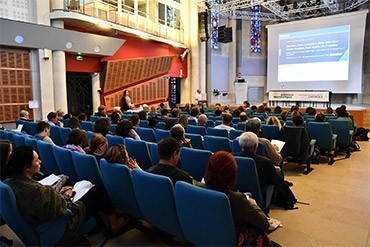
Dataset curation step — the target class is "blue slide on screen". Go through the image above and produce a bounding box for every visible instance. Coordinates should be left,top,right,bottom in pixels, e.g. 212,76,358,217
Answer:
278,25,350,82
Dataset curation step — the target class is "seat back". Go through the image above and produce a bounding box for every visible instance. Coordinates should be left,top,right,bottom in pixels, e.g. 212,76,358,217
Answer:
261,125,283,141
204,135,231,152
188,118,197,126
24,137,39,152
139,120,149,128
206,127,229,138
147,142,159,165
328,119,351,145
214,120,223,126
80,121,94,132
156,121,165,129
72,152,103,187
231,139,242,153
59,127,72,146
184,133,204,149
0,181,69,246
136,127,156,143
175,182,235,246
50,126,63,146
0,129,5,139
13,134,26,147
308,122,335,150
4,131,15,146
186,125,207,136
236,122,246,130
132,170,184,237
281,126,310,163
90,116,100,122
229,129,244,140
106,134,125,148
125,138,153,170
206,120,215,128
86,131,96,140
234,157,264,208
109,124,117,134
37,141,60,175
180,147,212,181
53,146,79,184
100,160,143,219
155,129,170,143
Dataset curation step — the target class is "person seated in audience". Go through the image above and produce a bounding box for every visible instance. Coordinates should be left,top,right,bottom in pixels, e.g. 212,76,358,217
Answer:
160,109,169,121
234,132,282,187
138,110,148,121
0,140,12,181
165,118,178,130
129,114,140,128
148,117,159,129
266,116,283,131
290,105,300,113
273,106,282,114
63,113,72,120
142,104,149,112
314,112,326,122
256,105,265,114
308,107,316,116
243,100,250,109
262,101,271,113
56,109,65,118
178,114,189,128
111,111,121,124
95,105,107,117
116,120,140,140
305,107,313,115
336,106,354,130
280,110,289,122
245,118,282,166
47,111,64,127
250,105,257,111
215,113,235,133
198,114,208,127
190,106,200,123
291,110,302,117
149,106,157,115
63,129,88,153
214,108,222,116
325,106,335,115
171,107,180,118
34,121,56,146
3,146,128,245
232,108,241,118
292,114,304,127
93,118,112,136
112,107,122,115
77,113,87,122
104,144,141,171
170,124,192,148
84,134,108,163
158,102,166,111
146,137,193,185
19,110,31,121
68,116,80,129
223,105,230,114
239,112,248,123
204,151,272,246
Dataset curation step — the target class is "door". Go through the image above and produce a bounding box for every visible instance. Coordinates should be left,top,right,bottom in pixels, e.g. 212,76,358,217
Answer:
66,73,93,117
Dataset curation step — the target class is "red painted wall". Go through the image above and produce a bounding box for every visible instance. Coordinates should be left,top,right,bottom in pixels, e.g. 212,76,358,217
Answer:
64,27,188,78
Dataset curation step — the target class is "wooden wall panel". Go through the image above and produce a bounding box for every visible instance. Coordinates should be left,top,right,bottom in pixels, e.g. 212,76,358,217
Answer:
0,49,33,122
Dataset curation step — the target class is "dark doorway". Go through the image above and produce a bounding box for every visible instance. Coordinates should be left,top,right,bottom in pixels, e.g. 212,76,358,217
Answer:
66,72,93,117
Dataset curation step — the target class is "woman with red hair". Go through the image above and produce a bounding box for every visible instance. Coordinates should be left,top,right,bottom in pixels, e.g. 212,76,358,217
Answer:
204,151,273,246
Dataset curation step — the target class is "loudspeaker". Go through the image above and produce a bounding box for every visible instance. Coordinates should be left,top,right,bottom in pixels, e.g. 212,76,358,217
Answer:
218,26,232,43
198,11,209,42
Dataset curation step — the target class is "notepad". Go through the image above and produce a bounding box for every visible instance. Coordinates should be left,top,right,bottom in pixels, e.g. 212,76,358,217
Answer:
271,139,285,152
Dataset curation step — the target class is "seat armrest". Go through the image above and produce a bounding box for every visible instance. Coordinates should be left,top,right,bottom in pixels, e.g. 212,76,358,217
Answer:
309,139,316,156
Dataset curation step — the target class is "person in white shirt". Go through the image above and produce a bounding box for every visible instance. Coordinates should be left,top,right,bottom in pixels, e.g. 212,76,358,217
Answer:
194,89,202,105
215,113,235,133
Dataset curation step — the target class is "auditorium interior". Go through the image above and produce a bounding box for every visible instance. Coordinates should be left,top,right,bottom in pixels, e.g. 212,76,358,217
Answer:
0,0,370,246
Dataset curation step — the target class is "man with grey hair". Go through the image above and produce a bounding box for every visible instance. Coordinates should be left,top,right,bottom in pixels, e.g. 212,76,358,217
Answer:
19,110,30,121
245,117,282,166
235,132,282,187
170,124,192,148
198,114,208,127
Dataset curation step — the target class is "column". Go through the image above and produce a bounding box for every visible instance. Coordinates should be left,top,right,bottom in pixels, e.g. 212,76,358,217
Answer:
91,73,101,113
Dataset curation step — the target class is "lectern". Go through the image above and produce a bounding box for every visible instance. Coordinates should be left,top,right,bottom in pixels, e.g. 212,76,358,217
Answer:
235,83,248,105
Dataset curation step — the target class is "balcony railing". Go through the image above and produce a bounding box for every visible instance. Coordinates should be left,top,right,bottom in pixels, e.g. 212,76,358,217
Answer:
63,0,184,44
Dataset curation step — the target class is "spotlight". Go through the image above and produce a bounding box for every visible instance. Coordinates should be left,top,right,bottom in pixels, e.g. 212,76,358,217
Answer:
293,2,299,9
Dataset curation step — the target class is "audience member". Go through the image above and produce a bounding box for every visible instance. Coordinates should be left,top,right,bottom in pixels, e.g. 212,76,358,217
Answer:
95,106,107,117
77,113,87,122
165,118,178,130
305,107,313,114
171,108,180,118
262,101,271,113
178,114,189,128
314,112,326,122
308,108,317,116
129,114,140,128
292,114,304,126
256,105,265,114
325,107,335,115
189,106,199,124
336,106,354,130
198,114,208,127
63,113,72,120
0,140,12,181
138,110,148,121
250,105,257,111
64,129,88,153
148,117,159,129
273,106,282,114
291,105,300,112
235,132,282,187
170,124,192,148
149,106,157,115
104,144,141,171
266,116,282,130
243,100,250,109
120,90,133,112
204,151,272,246
280,110,289,122
84,134,108,163
116,120,140,140
56,109,65,118
3,146,127,245
34,121,56,146
160,109,169,121
111,111,121,124
215,113,235,133
245,118,282,166
146,137,193,185
68,116,79,129
93,118,111,136
239,112,248,123
47,112,63,127
142,104,149,112
214,108,222,116
19,110,31,121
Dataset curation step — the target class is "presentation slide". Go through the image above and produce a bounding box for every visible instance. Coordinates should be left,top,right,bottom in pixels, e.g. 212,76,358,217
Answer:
278,25,350,82
266,10,367,94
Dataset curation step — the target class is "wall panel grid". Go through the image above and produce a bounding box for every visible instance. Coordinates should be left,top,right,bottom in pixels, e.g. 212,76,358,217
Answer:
0,49,33,122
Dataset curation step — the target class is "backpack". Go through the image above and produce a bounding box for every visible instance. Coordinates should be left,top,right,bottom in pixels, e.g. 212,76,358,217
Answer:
353,127,369,141
273,182,298,210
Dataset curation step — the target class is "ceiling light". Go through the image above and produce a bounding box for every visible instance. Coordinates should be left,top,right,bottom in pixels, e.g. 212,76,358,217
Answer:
97,22,111,29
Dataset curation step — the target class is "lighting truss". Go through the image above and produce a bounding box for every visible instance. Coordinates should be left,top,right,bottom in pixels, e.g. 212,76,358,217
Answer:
195,0,368,21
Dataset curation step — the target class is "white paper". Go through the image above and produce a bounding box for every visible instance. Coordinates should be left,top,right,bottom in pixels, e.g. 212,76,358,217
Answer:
271,139,285,152
72,180,95,202
39,174,59,186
